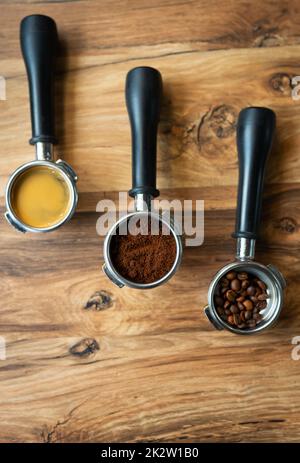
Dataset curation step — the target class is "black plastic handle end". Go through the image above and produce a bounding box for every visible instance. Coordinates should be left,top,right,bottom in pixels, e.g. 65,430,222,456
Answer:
233,106,276,240
126,66,162,198
20,15,58,145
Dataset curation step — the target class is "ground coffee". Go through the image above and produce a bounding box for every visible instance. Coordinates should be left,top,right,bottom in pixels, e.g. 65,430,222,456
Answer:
110,219,177,284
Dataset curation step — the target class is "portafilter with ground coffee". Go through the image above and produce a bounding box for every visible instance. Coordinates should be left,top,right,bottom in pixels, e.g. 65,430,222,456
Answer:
103,67,182,289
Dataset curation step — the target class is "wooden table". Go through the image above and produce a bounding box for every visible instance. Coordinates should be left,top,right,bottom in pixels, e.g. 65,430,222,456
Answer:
1,0,300,443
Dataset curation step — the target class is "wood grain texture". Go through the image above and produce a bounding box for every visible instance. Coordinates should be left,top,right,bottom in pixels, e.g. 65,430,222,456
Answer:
0,0,300,443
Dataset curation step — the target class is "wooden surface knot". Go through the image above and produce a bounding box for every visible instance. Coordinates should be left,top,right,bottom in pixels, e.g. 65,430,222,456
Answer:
253,33,284,48
69,338,100,358
251,19,284,47
197,105,237,151
84,290,113,311
274,217,298,234
269,73,292,95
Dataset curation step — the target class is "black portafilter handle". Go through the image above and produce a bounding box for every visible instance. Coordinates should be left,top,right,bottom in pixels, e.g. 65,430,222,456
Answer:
20,14,58,145
126,66,162,198
233,107,276,240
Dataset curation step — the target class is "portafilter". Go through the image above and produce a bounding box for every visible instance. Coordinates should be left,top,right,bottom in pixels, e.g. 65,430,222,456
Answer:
103,66,182,289
5,15,78,233
204,107,286,334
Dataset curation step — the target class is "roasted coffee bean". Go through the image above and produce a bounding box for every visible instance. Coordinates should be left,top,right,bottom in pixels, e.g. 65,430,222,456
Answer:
215,296,224,307
233,314,240,325
226,290,237,302
227,315,234,325
230,304,239,314
224,300,231,309
220,278,230,287
237,323,247,329
256,301,267,310
231,279,241,291
244,310,252,321
257,280,266,291
217,306,225,316
258,293,268,301
247,319,256,328
241,280,250,289
240,311,246,322
243,299,253,311
237,302,245,311
226,271,237,280
246,286,256,296
214,271,269,330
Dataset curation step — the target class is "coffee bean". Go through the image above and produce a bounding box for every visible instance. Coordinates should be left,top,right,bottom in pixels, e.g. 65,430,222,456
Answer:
231,279,241,291
217,306,225,316
226,271,237,280
233,314,240,325
240,311,246,322
221,278,230,287
215,271,269,330
230,304,239,314
241,280,250,289
257,280,266,291
226,290,237,302
244,310,252,321
246,286,256,296
237,323,247,329
227,315,234,325
243,300,253,311
224,300,231,309
256,301,267,310
237,302,245,311
247,319,256,328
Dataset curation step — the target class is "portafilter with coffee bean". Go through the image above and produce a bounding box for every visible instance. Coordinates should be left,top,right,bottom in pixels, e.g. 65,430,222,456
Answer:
204,107,286,334
103,67,182,289
5,15,78,233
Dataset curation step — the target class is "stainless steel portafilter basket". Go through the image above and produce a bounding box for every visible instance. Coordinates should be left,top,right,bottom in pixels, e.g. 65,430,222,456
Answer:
103,67,182,289
5,15,78,233
204,107,286,334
